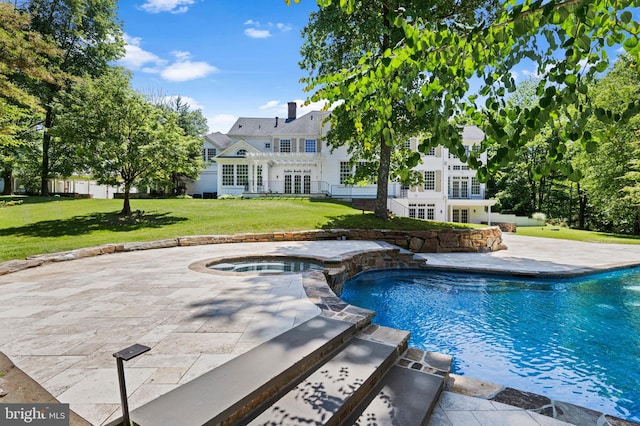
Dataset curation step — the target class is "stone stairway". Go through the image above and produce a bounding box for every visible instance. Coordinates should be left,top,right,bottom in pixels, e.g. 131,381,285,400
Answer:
115,315,450,426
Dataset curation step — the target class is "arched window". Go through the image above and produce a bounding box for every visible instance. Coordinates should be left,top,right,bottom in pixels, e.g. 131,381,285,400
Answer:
236,149,247,157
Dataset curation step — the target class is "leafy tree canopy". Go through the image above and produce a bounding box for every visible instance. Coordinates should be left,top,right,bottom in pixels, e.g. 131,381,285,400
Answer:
292,0,640,186
0,3,63,146
51,68,203,215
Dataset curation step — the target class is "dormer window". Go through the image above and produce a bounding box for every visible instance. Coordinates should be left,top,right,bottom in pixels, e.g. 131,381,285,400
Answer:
236,149,247,157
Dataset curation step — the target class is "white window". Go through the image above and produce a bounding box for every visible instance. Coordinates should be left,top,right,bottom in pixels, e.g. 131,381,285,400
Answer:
426,147,436,156
265,142,271,150
417,203,426,219
202,148,217,161
404,140,411,149
471,177,481,196
256,165,263,187
236,149,247,157
340,162,351,184
236,165,248,186
305,139,316,153
408,203,417,218
453,209,469,223
426,204,435,220
280,139,291,153
424,171,435,191
222,164,234,186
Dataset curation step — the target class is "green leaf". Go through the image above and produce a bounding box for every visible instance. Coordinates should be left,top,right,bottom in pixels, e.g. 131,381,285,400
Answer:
568,171,582,182
513,20,528,36
585,141,598,153
621,11,633,24
624,36,638,50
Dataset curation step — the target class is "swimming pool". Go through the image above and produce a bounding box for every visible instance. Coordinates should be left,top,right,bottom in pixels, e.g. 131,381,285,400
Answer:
340,268,640,422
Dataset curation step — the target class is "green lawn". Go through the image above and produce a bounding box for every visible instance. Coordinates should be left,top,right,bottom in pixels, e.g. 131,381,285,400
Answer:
0,196,471,262
516,225,640,245
4,196,639,263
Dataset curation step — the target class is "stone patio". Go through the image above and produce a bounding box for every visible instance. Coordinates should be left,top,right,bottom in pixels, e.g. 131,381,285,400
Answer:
1,235,639,425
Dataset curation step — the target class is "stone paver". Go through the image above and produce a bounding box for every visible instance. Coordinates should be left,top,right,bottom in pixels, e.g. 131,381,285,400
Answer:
429,392,574,426
1,235,638,425
0,240,387,425
417,233,640,275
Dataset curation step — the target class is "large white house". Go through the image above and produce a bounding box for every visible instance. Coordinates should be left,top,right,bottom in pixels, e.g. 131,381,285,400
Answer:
187,102,496,224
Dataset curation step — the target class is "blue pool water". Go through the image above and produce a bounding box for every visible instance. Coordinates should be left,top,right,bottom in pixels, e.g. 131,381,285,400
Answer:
340,268,640,422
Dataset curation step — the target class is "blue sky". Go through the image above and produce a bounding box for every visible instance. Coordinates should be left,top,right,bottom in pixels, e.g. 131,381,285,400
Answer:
117,0,322,133
117,1,632,135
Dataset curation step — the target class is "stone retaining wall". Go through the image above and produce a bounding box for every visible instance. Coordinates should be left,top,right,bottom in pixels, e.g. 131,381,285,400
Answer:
0,227,504,276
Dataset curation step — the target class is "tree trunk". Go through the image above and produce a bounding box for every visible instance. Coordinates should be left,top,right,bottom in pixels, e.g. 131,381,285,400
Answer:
40,107,53,196
2,167,12,195
373,3,392,221
120,186,132,216
568,182,573,227
375,134,391,220
577,182,587,229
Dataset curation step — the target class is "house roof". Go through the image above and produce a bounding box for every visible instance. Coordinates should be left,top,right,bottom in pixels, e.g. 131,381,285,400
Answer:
461,125,485,142
272,111,330,136
227,118,280,137
205,132,233,148
226,111,330,138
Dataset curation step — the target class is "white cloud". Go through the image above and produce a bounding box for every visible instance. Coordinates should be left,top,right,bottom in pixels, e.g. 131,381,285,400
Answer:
244,20,293,39
259,100,282,110
208,114,237,133
245,28,272,39
139,0,196,14
120,36,218,82
161,59,218,82
276,23,292,32
119,34,166,70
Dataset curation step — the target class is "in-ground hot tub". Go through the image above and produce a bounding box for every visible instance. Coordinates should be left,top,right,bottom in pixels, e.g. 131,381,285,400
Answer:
206,256,325,273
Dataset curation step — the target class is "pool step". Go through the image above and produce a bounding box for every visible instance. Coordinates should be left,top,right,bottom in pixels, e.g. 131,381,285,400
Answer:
121,316,447,426
125,316,356,426
247,334,405,425
346,366,445,426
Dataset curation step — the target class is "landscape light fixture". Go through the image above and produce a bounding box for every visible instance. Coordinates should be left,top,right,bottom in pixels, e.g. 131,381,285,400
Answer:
113,344,151,426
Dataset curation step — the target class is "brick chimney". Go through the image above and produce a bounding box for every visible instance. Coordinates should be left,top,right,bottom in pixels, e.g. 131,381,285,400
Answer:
287,102,297,122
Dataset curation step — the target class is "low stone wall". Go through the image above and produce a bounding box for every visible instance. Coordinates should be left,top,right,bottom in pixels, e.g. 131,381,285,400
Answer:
0,227,504,276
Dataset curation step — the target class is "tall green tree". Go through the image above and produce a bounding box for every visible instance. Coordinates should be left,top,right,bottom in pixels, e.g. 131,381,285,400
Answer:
0,2,62,146
582,55,640,233
300,0,498,219
19,0,123,195
52,68,202,215
153,96,209,194
294,0,640,220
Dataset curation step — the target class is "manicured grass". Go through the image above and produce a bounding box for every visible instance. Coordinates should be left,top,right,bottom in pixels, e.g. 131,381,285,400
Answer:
516,225,640,245
0,196,472,262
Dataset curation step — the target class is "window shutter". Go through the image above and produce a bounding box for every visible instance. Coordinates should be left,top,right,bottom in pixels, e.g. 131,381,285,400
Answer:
436,146,442,157
317,139,322,153
436,171,442,192
410,138,417,151
299,138,305,152
274,138,279,152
